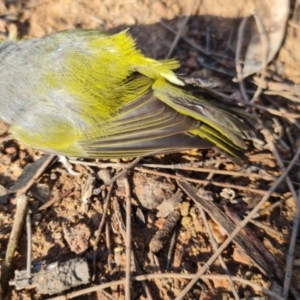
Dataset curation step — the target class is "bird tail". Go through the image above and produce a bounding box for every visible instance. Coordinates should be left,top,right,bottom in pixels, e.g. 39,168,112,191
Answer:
152,78,256,161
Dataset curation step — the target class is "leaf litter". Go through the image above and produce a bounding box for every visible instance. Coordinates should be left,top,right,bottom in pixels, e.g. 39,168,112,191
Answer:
0,0,300,299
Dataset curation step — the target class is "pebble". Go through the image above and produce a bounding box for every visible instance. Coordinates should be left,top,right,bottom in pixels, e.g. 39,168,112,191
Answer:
180,201,190,217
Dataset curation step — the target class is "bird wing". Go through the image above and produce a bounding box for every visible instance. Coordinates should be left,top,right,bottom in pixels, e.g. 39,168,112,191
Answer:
152,78,256,156
79,92,213,158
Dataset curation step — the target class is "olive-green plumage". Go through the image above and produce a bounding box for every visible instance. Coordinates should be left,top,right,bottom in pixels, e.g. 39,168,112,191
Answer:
0,29,255,162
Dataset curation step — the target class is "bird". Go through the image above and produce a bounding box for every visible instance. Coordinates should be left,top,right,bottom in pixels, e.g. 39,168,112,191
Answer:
0,29,256,164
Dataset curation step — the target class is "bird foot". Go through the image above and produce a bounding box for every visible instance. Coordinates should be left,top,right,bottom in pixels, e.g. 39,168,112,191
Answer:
58,156,80,176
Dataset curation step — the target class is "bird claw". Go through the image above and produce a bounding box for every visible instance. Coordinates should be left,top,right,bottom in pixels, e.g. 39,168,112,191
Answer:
58,156,80,176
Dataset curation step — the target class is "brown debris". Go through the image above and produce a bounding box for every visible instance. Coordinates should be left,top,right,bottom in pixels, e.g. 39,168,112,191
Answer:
9,258,90,295
63,223,91,254
149,210,181,253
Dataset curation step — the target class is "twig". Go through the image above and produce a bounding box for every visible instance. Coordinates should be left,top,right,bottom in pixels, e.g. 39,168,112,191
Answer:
134,167,280,196
101,290,118,300
1,154,56,296
203,161,222,191
99,157,142,190
166,227,177,269
205,162,221,182
112,199,153,299
251,12,269,103
124,176,132,300
254,192,298,218
145,161,274,180
1,195,29,295
160,20,235,61
224,205,284,285
26,211,32,278
69,160,276,181
262,129,300,299
234,16,300,298
81,174,95,212
208,89,300,119
249,219,285,239
261,128,300,299
282,189,300,299
153,254,161,273
263,130,298,201
235,16,250,100
47,273,285,300
106,221,112,272
283,160,300,167
165,14,191,59
199,207,240,300
38,189,73,211
196,59,236,77
174,145,300,299
92,184,113,281
263,90,300,103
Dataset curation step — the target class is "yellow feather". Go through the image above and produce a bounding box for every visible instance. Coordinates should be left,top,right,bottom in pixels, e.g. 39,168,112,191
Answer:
0,29,256,162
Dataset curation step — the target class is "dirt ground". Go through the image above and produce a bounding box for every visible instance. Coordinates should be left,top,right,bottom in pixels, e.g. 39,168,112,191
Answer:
0,0,300,299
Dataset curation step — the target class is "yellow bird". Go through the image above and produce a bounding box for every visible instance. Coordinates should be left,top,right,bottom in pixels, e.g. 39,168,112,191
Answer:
0,29,255,163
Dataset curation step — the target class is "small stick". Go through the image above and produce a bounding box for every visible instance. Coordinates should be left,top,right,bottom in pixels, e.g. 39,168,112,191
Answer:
282,189,300,299
124,176,132,300
99,157,143,190
250,12,269,103
134,167,281,196
254,191,298,218
165,14,191,59
92,184,113,281
69,160,277,181
249,219,285,238
1,195,29,294
47,273,285,300
26,211,32,278
112,198,153,299
209,89,300,119
38,189,73,211
224,205,284,284
166,227,177,269
235,16,250,101
160,20,233,61
105,221,112,272
200,207,240,300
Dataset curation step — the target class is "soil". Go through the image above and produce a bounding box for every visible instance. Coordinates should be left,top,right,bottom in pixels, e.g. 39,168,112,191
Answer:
0,0,299,299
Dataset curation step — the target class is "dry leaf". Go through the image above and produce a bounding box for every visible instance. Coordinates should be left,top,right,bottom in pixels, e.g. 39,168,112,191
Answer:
241,0,289,78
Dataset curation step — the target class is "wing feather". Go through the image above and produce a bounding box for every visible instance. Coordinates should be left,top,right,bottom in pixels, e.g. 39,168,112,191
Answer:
79,92,213,157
